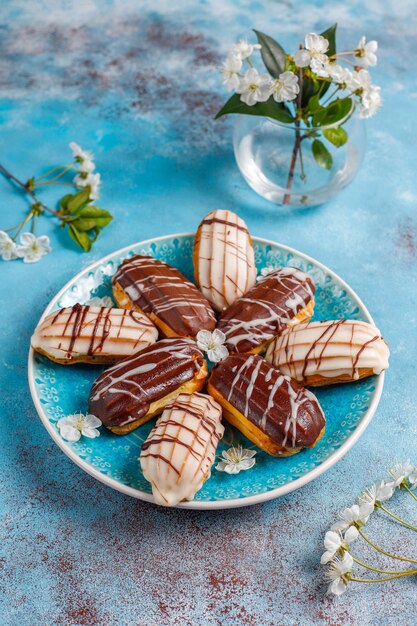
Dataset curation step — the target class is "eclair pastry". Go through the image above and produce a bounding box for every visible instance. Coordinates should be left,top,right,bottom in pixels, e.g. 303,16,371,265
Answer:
140,392,224,506
193,209,257,312
207,354,325,456
266,319,389,386
112,255,216,339
216,267,315,354
88,338,208,434
31,304,158,364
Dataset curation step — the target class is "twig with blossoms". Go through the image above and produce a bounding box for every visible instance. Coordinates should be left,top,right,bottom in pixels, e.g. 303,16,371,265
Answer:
322,461,417,596
0,142,113,261
216,25,381,205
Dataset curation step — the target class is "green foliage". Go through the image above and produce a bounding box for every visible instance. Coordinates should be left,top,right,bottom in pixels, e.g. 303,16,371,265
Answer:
215,93,295,124
59,189,113,252
323,127,348,147
253,30,286,77
312,139,333,170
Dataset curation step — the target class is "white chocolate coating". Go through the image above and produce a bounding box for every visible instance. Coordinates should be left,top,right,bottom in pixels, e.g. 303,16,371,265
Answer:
194,209,257,312
266,319,389,383
31,305,158,362
140,393,224,506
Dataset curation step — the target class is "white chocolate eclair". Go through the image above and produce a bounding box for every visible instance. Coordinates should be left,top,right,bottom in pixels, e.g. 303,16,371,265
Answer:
140,393,224,506
266,319,389,386
193,209,257,312
31,304,158,364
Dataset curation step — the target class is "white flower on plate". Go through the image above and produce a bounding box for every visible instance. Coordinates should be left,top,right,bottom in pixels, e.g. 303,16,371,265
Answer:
294,33,329,75
57,413,102,442
196,329,229,363
216,445,256,475
355,36,378,67
231,39,261,61
325,552,354,596
69,141,94,163
0,230,19,261
221,55,242,91
236,68,271,106
358,479,394,508
74,172,101,199
331,503,373,532
16,232,51,263
389,460,414,487
270,71,299,103
87,296,114,308
320,527,359,564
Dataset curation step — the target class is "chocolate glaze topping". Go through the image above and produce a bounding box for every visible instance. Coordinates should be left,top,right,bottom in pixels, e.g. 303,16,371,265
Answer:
113,255,216,338
208,353,325,450
217,267,315,353
88,338,206,428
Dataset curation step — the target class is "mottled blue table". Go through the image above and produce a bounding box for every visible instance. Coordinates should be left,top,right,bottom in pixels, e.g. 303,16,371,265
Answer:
1,2,416,624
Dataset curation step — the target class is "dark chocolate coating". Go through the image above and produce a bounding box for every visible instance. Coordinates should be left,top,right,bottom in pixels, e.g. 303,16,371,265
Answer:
89,338,206,428
208,354,325,450
217,267,315,353
113,254,216,338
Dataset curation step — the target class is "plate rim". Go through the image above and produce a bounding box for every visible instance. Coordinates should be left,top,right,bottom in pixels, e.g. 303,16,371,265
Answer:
28,232,385,510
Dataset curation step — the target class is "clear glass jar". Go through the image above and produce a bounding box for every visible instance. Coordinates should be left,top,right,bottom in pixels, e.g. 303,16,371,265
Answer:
233,112,366,208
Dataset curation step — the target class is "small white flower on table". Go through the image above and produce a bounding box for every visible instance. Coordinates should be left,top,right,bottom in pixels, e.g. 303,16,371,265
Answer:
216,445,256,475
196,329,229,363
389,460,414,487
355,36,378,67
0,231,19,261
57,413,102,442
69,141,94,164
358,479,394,508
325,552,354,596
74,172,101,200
16,232,51,263
408,465,417,490
320,527,359,564
331,503,373,532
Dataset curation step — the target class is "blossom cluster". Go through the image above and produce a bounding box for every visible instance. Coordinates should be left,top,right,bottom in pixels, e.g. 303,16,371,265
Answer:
70,142,101,200
0,230,51,263
323,461,417,596
221,32,381,118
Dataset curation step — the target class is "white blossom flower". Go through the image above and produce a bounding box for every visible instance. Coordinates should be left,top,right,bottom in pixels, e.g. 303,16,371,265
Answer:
231,39,261,61
321,527,359,564
325,552,354,596
196,329,229,363
358,480,394,508
327,64,355,88
359,84,382,118
57,413,102,442
294,33,329,74
221,55,242,91
69,141,94,163
78,158,96,174
355,36,378,67
408,466,417,490
216,445,256,474
331,503,373,532
270,71,299,103
0,231,19,261
236,68,272,106
389,460,414,487
16,232,51,263
74,172,101,200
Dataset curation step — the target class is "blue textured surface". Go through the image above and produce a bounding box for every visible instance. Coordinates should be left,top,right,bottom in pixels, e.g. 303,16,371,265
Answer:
1,1,416,624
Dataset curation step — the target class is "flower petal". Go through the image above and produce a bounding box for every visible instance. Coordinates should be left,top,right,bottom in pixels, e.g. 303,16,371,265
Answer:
59,425,81,442
82,427,100,439
344,526,359,544
83,414,102,429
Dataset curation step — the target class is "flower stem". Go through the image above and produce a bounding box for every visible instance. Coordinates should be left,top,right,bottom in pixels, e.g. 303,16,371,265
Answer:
12,210,34,241
34,164,73,182
379,504,417,531
0,163,59,216
321,86,340,107
350,570,417,583
403,484,417,503
282,120,301,205
358,528,417,564
352,556,417,575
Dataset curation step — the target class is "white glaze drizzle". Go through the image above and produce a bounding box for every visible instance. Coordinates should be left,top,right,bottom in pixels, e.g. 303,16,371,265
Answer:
195,209,257,312
140,392,224,506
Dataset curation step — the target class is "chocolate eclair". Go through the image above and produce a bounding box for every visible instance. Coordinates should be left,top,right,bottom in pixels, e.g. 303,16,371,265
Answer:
112,255,216,339
207,353,325,456
31,304,158,364
89,338,208,434
216,267,315,354
140,392,224,506
266,319,389,386
193,209,257,312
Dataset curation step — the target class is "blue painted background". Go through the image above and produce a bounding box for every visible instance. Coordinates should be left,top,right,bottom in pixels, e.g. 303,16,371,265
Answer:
1,1,416,624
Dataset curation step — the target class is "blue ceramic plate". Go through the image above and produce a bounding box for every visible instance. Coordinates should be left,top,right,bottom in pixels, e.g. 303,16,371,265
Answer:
28,234,384,509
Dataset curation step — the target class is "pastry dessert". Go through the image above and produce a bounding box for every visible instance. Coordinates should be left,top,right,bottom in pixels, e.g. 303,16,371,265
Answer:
266,319,389,386
88,338,208,434
207,353,325,456
216,267,315,354
140,392,224,506
112,255,216,339
31,304,158,364
193,209,257,312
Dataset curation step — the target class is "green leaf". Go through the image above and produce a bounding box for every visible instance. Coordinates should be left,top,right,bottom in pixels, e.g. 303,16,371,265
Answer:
321,23,337,57
300,77,318,109
215,93,295,123
59,194,73,212
253,30,286,77
68,225,92,251
312,139,333,170
323,127,348,147
73,206,113,229
67,188,91,214
313,97,353,127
